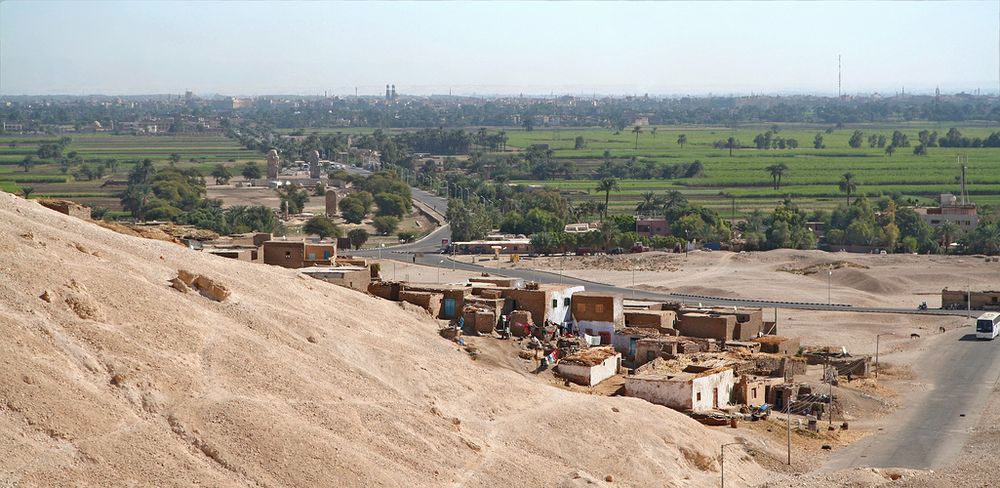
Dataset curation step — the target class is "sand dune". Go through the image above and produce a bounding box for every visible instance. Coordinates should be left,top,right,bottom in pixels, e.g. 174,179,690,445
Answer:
0,192,767,487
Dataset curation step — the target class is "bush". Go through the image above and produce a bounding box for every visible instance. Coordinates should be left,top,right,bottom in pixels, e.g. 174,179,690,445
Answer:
398,231,416,243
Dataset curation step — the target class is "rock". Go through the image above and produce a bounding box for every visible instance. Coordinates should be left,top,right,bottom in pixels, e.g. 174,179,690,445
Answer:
169,277,189,293
171,271,229,301
306,335,318,344
605,475,614,482
39,290,52,302
177,270,197,286
193,275,230,302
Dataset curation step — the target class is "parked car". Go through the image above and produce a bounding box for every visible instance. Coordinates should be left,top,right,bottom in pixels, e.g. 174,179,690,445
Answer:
609,247,626,255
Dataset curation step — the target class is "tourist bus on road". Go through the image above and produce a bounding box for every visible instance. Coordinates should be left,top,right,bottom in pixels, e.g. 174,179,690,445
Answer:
976,312,1000,340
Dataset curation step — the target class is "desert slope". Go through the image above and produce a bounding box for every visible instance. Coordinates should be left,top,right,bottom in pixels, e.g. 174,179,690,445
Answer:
0,192,766,487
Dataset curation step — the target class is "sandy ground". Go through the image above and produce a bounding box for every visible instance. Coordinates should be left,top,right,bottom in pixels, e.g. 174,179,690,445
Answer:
1,192,777,487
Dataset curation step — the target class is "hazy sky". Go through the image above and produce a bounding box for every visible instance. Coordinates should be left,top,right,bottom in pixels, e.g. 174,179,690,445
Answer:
1,1,998,96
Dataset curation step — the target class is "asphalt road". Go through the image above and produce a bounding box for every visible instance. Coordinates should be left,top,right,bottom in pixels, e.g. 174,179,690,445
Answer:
823,330,1000,470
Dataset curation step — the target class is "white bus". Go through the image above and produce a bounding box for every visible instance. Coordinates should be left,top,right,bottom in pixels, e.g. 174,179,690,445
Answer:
976,312,1000,340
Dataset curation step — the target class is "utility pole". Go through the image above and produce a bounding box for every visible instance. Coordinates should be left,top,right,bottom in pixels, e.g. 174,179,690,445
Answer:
874,333,893,378
720,442,743,488
838,54,842,98
968,282,972,319
828,268,832,305
786,370,792,466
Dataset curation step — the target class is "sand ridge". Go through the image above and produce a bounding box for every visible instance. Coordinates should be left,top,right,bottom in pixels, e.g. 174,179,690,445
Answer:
0,192,769,487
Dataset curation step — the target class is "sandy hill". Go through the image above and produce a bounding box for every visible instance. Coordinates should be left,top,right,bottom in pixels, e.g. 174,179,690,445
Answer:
0,192,767,487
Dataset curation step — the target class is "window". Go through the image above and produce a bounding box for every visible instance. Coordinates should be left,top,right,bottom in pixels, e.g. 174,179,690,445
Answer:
564,297,570,306
552,299,558,309
696,392,702,402
307,252,316,260
752,387,758,399
595,304,604,313
576,303,586,312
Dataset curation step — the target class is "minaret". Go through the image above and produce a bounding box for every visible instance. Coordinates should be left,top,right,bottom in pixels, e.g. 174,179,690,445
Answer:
385,84,391,100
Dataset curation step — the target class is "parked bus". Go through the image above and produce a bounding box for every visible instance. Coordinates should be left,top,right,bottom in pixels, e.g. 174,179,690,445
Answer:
976,312,1000,340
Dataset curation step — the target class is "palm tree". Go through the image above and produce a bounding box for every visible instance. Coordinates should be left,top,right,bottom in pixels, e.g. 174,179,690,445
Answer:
727,137,736,157
632,125,642,150
596,177,620,222
677,134,687,148
636,191,656,216
498,130,507,151
766,163,789,190
839,172,857,205
19,186,35,199
935,221,960,251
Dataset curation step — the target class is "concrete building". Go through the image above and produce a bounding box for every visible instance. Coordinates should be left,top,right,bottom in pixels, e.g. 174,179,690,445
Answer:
262,239,336,268
557,347,621,386
300,266,371,293
625,364,735,412
914,194,979,233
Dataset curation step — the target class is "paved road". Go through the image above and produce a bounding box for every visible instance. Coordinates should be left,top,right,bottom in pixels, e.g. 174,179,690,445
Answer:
822,331,1000,470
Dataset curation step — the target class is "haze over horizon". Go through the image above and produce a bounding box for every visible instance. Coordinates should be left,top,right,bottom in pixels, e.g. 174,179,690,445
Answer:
1,1,998,97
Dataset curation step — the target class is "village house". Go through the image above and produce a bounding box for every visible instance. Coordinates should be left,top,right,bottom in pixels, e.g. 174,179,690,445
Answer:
625,362,736,412
635,217,670,238
557,347,621,386
262,239,336,268
300,266,371,293
571,292,624,344
504,284,584,326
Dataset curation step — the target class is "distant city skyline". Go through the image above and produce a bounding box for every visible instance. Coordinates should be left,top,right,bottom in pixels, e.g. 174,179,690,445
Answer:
1,1,998,97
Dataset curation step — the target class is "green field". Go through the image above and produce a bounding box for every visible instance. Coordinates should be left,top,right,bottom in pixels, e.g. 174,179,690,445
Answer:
0,133,259,207
501,124,1000,216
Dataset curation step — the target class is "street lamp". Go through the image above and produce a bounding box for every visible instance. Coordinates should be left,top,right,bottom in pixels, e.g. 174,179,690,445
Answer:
720,442,744,488
438,259,444,283
874,333,894,378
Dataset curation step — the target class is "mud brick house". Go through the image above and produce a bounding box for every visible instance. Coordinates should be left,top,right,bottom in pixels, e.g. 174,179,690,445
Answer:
734,376,785,407
752,336,800,356
262,239,336,268
398,290,442,316
557,347,621,386
571,292,624,344
676,313,736,341
624,310,677,333
625,363,735,412
300,266,371,293
504,284,584,326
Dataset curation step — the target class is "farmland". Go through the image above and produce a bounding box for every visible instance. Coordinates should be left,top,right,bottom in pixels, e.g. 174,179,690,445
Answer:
0,133,259,209
500,124,1000,216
